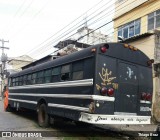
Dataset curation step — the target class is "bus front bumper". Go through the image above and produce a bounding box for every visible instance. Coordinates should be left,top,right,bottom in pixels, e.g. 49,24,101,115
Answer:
79,112,151,124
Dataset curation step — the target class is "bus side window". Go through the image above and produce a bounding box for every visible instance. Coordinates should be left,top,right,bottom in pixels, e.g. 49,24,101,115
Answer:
12,78,16,86
44,69,52,83
72,60,84,80
27,74,32,85
83,57,94,79
61,64,71,81
119,63,137,83
15,77,19,86
36,71,44,84
23,75,27,85
32,73,37,84
52,67,61,82
18,76,23,86
9,78,12,87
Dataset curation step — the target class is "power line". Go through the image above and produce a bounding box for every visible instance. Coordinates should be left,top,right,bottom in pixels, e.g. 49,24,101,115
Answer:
27,1,118,56
8,0,50,39
4,0,106,56
81,2,159,45
0,39,9,79
24,0,111,55
4,0,35,37
1,0,26,36
33,0,156,58
30,0,137,58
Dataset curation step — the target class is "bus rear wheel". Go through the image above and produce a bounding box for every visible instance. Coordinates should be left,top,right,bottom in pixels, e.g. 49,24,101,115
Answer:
38,104,49,127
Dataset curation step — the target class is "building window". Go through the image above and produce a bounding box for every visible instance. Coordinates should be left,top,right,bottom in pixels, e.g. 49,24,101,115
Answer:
148,9,160,31
118,19,141,39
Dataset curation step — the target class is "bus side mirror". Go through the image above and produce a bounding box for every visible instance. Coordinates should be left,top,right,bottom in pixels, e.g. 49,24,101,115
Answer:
147,59,154,66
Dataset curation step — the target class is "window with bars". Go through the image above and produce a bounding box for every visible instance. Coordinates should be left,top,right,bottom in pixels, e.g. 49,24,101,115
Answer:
118,19,141,39
148,9,160,31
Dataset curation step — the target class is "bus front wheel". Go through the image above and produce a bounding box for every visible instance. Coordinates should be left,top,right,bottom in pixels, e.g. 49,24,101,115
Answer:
38,104,49,127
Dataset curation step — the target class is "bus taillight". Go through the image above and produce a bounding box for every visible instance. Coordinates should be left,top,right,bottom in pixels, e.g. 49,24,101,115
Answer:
141,92,147,100
101,47,107,53
100,44,109,53
146,93,152,101
100,87,114,96
101,87,108,95
107,88,114,96
141,92,152,101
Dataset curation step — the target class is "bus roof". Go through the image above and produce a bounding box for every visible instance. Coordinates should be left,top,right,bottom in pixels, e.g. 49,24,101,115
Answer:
10,43,152,77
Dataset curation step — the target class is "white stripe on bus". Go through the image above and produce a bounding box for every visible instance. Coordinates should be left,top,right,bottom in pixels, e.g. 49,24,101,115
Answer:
48,103,89,112
114,112,137,116
140,100,151,104
79,112,151,124
8,98,37,104
9,93,115,102
9,79,93,89
8,98,89,112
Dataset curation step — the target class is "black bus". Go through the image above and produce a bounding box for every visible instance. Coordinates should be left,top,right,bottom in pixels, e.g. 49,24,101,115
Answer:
8,43,153,127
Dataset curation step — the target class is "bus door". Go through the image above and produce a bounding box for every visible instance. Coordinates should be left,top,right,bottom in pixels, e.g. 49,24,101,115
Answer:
115,62,138,114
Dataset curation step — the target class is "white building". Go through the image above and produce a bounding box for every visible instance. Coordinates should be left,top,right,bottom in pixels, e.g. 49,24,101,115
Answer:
74,26,110,45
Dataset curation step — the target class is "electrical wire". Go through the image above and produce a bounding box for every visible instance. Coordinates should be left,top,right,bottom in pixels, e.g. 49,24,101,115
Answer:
24,0,114,55
1,0,26,36
30,0,138,58
34,1,158,58
27,0,127,57
9,0,51,39
5,0,35,37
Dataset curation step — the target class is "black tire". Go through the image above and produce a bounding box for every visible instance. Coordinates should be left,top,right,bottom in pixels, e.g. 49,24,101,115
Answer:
38,104,49,127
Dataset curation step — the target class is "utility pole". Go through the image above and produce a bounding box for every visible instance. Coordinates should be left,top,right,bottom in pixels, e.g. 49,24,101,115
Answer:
0,39,9,97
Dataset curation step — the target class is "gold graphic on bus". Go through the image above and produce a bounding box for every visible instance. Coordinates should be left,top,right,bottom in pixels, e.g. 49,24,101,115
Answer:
96,68,118,90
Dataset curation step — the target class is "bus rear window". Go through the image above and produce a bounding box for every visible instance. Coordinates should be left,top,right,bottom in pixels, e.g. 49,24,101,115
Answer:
139,66,152,88
119,63,137,84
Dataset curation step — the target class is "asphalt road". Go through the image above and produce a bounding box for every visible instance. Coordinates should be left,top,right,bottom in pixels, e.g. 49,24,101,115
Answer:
0,97,60,140
0,97,159,140
0,97,125,140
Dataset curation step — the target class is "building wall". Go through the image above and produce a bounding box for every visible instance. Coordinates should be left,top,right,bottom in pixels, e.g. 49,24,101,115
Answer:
128,35,155,59
114,0,148,20
8,60,32,71
114,0,160,41
114,0,160,121
75,27,108,45
153,74,160,122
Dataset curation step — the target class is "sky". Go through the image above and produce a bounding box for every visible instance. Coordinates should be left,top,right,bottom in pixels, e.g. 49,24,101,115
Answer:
0,0,114,59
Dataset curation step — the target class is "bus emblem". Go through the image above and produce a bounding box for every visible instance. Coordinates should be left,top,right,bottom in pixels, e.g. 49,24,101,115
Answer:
96,68,118,90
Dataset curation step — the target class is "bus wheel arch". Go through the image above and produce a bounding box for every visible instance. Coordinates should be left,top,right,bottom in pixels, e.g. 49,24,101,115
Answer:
37,99,49,127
